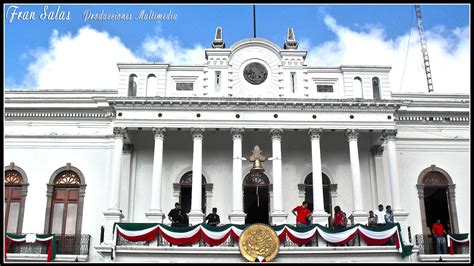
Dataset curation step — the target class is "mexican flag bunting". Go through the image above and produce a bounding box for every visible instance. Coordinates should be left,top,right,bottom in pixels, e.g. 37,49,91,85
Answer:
447,233,469,255
111,222,413,259
5,234,56,262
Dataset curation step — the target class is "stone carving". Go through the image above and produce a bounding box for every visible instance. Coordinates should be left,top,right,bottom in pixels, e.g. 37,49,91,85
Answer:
152,127,166,139
113,127,127,138
345,129,359,141
423,173,448,186
382,129,398,140
269,129,283,140
230,128,244,140
308,128,322,140
243,62,268,85
191,128,205,140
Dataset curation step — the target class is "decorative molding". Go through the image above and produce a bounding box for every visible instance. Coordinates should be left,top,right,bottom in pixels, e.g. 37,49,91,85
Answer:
191,128,205,140
270,128,283,140
152,128,166,139
113,127,127,138
308,128,322,140
345,129,359,141
110,97,402,113
382,129,398,141
371,145,384,156
122,144,134,154
230,128,244,140
5,112,114,119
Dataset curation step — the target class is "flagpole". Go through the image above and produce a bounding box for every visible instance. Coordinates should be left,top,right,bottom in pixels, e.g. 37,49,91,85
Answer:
253,4,256,38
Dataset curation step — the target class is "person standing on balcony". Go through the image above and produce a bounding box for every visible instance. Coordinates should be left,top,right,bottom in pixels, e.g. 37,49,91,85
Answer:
373,204,386,225
432,219,448,254
368,211,377,226
332,206,345,229
292,201,311,228
384,205,394,224
168,202,186,228
205,207,220,226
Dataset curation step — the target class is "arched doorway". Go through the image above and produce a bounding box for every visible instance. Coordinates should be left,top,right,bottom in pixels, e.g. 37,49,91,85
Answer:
243,172,270,224
417,165,459,236
179,171,207,215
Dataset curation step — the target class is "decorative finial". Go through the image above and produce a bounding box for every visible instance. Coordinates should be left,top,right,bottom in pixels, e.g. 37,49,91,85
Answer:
249,145,266,162
284,28,298,49
212,27,225,48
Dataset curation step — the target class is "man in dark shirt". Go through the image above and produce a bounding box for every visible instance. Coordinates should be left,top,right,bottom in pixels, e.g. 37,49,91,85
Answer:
205,207,220,226
168,202,186,227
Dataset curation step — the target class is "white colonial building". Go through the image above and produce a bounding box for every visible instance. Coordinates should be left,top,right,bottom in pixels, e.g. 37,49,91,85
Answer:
4,28,470,262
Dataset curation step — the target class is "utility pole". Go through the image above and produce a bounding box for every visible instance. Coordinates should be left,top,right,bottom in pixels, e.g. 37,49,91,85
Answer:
415,5,434,93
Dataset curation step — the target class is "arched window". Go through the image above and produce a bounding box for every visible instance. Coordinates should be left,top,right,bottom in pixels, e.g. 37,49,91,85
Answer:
304,173,331,214
45,164,86,236
128,74,138,97
353,77,363,98
146,74,157,97
4,163,29,234
372,77,381,100
179,171,207,215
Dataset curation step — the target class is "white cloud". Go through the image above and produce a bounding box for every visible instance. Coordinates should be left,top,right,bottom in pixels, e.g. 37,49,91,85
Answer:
23,26,141,90
17,26,206,90
140,35,205,64
305,15,470,94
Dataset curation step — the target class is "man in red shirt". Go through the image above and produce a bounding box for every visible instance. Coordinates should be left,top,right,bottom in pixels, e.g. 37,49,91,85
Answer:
292,201,312,228
432,219,448,254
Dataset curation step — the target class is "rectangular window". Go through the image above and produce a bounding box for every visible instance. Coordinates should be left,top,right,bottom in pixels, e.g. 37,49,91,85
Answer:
176,82,194,91
291,72,296,93
7,202,20,233
317,85,334,92
51,203,64,234
215,71,221,92
65,204,78,234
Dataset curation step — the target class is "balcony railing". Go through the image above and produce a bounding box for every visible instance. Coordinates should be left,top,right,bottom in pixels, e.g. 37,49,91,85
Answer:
7,234,91,256
116,227,363,248
415,234,469,255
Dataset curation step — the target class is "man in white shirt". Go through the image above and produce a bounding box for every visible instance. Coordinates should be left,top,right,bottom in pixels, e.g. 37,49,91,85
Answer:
373,204,386,225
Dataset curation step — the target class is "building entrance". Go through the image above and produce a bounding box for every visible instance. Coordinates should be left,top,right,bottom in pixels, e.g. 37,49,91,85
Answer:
243,172,270,224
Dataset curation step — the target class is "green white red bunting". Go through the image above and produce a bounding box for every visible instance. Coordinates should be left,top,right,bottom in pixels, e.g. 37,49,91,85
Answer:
447,234,469,255
111,223,412,259
5,234,56,262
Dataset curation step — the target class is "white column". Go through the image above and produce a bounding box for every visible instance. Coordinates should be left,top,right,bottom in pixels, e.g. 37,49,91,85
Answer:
270,129,287,225
145,128,166,222
103,127,126,244
346,129,366,224
188,128,205,225
308,128,330,225
229,128,246,224
382,130,402,211
382,129,409,240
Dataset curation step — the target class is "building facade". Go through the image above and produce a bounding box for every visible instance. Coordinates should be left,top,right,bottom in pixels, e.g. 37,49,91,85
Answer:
4,28,470,262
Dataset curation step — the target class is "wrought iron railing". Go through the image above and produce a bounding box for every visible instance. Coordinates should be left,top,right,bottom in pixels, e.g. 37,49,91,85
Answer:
7,234,91,255
415,234,469,255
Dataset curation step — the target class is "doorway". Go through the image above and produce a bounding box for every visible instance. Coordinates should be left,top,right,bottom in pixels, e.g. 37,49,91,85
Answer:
243,172,270,224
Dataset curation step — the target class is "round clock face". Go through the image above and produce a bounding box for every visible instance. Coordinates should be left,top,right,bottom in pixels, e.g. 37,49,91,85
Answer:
243,62,268,85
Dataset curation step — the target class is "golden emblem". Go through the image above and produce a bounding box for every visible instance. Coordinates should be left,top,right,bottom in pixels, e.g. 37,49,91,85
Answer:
239,224,280,262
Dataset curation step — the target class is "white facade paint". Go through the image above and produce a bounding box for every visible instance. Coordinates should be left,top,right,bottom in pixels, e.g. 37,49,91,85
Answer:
4,34,469,262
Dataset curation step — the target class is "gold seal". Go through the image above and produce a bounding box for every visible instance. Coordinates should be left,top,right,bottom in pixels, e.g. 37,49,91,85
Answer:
239,224,280,262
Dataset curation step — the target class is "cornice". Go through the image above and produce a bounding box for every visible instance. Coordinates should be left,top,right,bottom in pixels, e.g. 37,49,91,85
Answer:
109,97,402,113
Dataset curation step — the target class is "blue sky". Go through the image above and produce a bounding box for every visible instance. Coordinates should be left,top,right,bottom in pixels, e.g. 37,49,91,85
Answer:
4,4,470,93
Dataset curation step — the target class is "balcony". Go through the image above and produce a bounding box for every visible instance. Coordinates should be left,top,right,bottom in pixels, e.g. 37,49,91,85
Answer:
6,234,91,262
415,234,470,262
94,223,420,262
